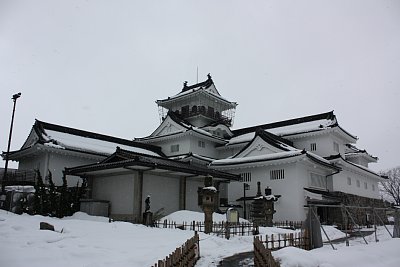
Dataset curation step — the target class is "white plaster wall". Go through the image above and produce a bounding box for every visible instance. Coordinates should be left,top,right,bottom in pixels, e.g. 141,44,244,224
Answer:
292,134,344,158
92,174,134,215
18,151,101,186
346,157,370,168
332,169,381,199
142,174,180,216
47,153,99,185
217,144,246,159
226,163,307,221
18,154,47,177
185,178,203,212
189,137,219,159
155,136,191,157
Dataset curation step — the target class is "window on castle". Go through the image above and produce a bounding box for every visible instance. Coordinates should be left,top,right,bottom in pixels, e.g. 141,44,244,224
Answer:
198,140,205,148
310,173,326,189
181,105,189,117
372,184,375,191
270,169,285,180
240,172,252,182
356,180,360,187
170,144,180,153
347,177,352,186
310,143,317,151
334,142,339,153
364,182,368,189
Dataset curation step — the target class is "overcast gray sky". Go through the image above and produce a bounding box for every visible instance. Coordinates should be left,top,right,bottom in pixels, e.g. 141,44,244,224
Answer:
1,0,399,171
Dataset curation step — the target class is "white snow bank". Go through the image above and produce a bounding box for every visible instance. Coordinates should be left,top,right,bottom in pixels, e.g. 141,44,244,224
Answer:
0,210,193,267
160,210,248,223
62,212,110,223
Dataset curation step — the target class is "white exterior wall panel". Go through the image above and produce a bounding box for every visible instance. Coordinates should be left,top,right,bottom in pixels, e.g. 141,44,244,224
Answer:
92,174,135,216
185,178,203,212
142,174,180,216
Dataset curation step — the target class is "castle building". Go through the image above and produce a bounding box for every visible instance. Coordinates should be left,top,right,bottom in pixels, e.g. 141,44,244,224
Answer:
2,74,385,222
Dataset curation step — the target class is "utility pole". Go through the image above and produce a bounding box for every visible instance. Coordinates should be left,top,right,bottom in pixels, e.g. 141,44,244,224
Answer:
2,93,21,193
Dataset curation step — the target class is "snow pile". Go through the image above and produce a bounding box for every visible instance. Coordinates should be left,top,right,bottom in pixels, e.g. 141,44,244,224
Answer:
62,211,110,223
0,210,193,267
160,210,248,223
1,210,399,267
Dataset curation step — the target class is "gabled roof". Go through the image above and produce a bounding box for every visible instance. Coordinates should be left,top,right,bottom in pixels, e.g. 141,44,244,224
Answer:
324,154,383,180
170,152,215,164
65,148,240,181
232,128,295,158
210,149,339,171
8,119,164,158
231,111,357,142
138,111,227,143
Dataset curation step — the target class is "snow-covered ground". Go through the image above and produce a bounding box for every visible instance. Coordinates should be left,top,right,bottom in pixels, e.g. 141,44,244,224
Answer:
0,210,399,267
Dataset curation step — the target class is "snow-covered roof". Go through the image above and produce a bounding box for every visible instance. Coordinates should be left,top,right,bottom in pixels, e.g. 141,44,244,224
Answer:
344,144,378,162
138,112,227,143
14,120,164,158
231,111,357,142
156,74,237,108
211,150,304,166
325,154,383,179
65,148,240,181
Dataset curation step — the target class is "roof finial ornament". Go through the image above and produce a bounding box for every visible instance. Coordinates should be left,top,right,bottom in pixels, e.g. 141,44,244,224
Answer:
183,81,188,87
207,73,212,80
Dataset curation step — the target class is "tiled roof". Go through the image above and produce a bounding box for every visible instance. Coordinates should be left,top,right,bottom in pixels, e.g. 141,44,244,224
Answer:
28,120,164,157
65,148,240,180
231,111,357,142
181,73,214,93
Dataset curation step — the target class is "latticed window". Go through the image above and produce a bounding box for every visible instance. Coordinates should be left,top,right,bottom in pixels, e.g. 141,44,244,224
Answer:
240,172,251,182
270,169,285,180
310,143,317,151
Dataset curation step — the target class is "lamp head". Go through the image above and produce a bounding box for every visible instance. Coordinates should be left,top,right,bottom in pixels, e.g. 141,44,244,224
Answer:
12,92,21,100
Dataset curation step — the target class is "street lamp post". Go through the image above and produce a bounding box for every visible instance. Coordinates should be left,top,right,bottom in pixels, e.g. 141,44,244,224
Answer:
2,93,22,193
243,183,250,219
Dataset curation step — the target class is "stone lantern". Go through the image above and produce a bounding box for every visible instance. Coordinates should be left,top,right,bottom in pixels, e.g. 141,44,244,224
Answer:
200,175,218,234
251,182,278,227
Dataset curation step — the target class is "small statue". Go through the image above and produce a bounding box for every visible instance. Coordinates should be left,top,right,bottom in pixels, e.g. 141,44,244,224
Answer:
145,195,151,212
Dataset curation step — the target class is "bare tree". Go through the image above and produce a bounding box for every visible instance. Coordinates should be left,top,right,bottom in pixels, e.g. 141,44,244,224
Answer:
380,166,400,206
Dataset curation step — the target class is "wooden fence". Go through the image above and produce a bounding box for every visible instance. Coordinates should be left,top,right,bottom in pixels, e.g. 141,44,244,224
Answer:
253,236,280,267
151,232,200,267
273,221,303,230
154,220,256,237
256,230,310,251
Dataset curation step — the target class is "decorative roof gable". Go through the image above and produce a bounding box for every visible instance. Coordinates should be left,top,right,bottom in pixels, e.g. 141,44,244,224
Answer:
149,112,190,137
233,129,296,159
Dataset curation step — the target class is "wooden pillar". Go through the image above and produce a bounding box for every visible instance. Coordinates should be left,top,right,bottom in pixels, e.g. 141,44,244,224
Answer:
179,177,187,210
133,171,143,221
